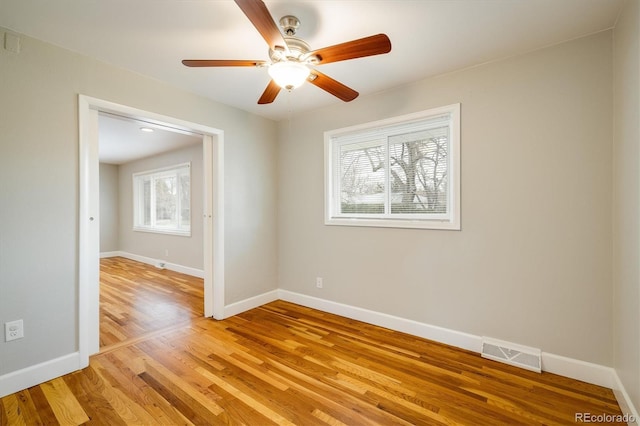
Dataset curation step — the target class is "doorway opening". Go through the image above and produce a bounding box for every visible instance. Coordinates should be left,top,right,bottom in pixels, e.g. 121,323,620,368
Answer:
98,112,203,350
78,95,225,365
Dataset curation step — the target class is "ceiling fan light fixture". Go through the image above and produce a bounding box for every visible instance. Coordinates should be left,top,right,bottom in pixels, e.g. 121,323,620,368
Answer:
268,61,310,90
182,1,391,105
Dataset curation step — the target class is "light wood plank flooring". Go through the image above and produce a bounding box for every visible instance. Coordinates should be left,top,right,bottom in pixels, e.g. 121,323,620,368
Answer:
100,257,204,349
1,259,625,425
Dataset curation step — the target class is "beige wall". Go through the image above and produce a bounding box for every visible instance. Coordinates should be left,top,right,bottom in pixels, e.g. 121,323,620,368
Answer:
277,32,613,365
0,28,278,375
0,8,632,399
118,144,204,270
613,0,640,409
99,163,119,253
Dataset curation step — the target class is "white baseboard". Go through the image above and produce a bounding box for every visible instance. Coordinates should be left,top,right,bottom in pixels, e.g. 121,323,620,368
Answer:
4,287,635,423
612,371,640,425
101,251,204,278
100,251,120,258
273,289,638,421
0,352,81,398
224,290,279,318
276,290,611,382
277,290,481,352
541,352,616,388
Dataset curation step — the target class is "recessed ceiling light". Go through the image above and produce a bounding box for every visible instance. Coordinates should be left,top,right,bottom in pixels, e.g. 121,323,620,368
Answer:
140,127,154,133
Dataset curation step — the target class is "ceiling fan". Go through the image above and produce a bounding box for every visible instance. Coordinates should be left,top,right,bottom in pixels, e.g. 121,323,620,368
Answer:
182,0,392,105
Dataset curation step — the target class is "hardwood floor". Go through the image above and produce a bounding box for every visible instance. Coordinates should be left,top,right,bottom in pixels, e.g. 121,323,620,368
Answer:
1,259,625,425
99,257,204,349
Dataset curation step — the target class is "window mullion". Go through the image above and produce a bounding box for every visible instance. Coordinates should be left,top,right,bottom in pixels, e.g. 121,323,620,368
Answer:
333,141,341,216
150,176,156,227
384,138,391,216
176,171,182,230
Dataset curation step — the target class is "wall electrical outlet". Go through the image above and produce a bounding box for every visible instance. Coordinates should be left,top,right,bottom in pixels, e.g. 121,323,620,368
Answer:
316,277,323,289
5,319,24,342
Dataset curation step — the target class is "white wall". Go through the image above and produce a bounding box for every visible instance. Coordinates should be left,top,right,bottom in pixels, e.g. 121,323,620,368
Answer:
613,0,640,410
0,27,278,378
99,163,119,253
118,144,203,270
277,32,613,365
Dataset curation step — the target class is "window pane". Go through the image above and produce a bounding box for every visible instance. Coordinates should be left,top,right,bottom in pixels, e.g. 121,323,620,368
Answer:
143,178,151,226
133,163,191,235
326,104,460,229
389,126,449,214
180,172,190,228
340,143,385,214
155,175,177,227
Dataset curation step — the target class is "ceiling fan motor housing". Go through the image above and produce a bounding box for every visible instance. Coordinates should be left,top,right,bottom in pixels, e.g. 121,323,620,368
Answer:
270,36,311,62
269,16,316,64
279,15,300,36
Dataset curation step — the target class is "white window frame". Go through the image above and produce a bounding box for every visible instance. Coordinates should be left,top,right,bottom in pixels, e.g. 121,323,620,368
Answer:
324,104,460,230
132,162,191,236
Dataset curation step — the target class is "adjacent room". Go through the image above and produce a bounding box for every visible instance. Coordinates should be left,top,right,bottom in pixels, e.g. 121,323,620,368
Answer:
98,112,206,348
0,0,638,424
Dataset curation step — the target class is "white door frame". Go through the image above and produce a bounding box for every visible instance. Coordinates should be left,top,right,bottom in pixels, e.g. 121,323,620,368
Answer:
78,95,225,364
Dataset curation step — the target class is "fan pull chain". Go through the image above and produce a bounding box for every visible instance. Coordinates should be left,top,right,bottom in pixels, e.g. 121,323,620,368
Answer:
286,90,293,134
279,90,294,142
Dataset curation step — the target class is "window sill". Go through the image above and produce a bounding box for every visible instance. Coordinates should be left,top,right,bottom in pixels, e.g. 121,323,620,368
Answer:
132,227,191,237
325,217,460,230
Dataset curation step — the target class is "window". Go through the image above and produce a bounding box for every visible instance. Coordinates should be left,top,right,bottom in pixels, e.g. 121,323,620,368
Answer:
133,163,191,236
325,104,460,230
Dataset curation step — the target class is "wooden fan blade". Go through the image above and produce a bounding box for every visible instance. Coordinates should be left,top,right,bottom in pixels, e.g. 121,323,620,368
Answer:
258,80,281,104
306,34,391,65
234,0,288,52
308,70,359,102
182,59,267,67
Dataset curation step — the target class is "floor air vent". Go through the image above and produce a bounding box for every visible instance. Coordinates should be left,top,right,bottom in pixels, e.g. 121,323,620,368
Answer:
481,337,541,373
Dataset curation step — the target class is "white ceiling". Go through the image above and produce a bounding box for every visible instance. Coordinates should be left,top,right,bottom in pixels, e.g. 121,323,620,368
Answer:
0,0,625,124
98,113,202,165
0,0,625,163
